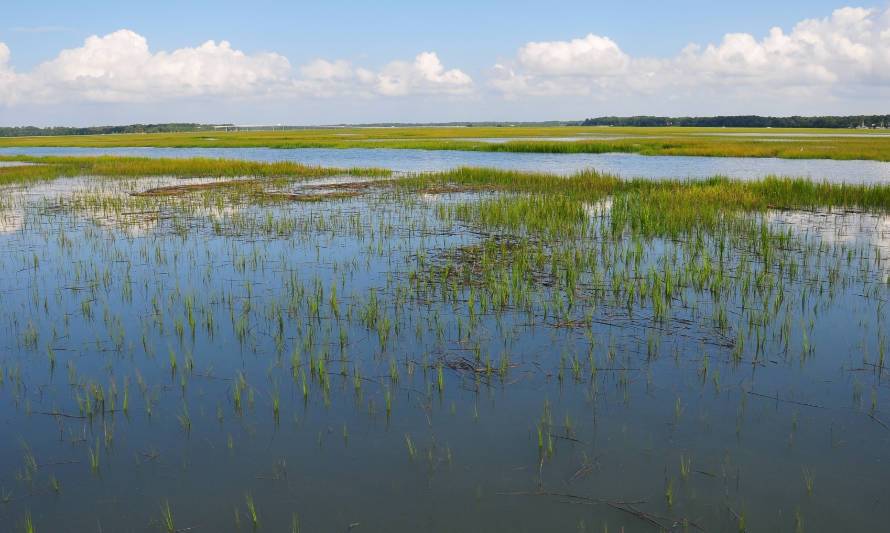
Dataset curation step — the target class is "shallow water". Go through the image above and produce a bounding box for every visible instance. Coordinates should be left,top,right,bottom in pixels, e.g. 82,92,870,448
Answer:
1,171,889,532
4,146,890,183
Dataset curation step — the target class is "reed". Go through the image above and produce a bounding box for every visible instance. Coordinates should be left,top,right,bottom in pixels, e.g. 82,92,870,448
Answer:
161,501,175,533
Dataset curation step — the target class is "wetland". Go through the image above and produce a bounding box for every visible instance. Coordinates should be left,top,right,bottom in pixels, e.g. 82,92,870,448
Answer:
0,148,889,532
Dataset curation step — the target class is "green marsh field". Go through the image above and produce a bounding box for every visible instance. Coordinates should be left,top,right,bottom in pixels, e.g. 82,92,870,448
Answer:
0,143,889,531
4,126,890,161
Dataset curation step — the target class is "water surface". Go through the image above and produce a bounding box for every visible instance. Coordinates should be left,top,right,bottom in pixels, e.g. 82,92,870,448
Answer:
3,146,890,183
1,157,889,532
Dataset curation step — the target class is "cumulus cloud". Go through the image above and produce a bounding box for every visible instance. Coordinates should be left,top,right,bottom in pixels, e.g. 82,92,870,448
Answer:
374,52,473,96
295,52,473,98
32,30,292,102
300,58,354,81
517,34,629,76
0,30,473,105
0,43,19,103
4,6,886,114
492,6,890,99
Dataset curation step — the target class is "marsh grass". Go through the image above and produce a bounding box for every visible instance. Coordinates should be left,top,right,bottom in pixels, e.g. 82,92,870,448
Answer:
245,492,259,528
23,513,35,533
0,155,390,185
403,166,890,214
2,125,890,160
161,501,175,533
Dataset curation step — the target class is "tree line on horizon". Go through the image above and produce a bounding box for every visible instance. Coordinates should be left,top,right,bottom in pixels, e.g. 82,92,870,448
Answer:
580,115,890,129
3,116,890,137
0,123,218,137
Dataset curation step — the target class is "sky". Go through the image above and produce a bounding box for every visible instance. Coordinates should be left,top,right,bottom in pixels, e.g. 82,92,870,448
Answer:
1,1,889,126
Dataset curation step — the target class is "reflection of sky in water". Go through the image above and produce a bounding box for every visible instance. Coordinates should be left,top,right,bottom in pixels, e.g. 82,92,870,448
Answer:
0,211,22,233
4,146,890,182
0,175,258,236
769,209,890,249
0,174,889,532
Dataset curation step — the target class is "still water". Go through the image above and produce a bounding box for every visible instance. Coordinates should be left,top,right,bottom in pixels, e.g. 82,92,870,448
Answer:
3,146,890,183
0,156,889,531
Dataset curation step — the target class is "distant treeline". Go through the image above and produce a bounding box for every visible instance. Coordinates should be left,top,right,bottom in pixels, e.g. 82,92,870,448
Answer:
0,123,217,137
580,115,890,129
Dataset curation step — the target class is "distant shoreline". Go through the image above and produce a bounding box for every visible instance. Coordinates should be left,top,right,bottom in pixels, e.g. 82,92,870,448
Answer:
2,115,890,137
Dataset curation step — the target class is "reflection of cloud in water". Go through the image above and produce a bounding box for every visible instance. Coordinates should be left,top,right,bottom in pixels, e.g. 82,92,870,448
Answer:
767,209,890,249
584,198,612,217
0,175,266,237
419,193,444,203
0,210,23,234
194,205,243,220
3,175,259,204
90,212,159,236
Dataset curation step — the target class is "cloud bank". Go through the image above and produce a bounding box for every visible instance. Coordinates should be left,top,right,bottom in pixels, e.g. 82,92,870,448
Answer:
0,29,473,105
297,52,473,97
2,6,890,117
492,7,890,100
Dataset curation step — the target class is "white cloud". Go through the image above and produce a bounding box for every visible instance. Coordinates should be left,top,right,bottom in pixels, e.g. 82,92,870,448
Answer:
296,52,473,97
300,59,354,81
2,7,887,118
517,34,629,76
492,7,890,100
0,42,12,73
374,52,473,96
29,30,293,103
0,43,20,104
0,30,473,106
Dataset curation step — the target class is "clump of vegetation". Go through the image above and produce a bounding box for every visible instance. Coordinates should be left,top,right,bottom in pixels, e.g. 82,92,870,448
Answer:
0,154,390,185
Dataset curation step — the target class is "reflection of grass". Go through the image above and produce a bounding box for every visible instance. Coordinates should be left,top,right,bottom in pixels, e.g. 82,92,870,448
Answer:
88,438,100,474
161,501,175,533
245,493,259,528
405,433,417,460
2,126,890,160
803,467,816,496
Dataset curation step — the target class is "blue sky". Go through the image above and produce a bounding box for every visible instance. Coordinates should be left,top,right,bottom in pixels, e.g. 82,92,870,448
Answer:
1,1,889,125
3,1,853,67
